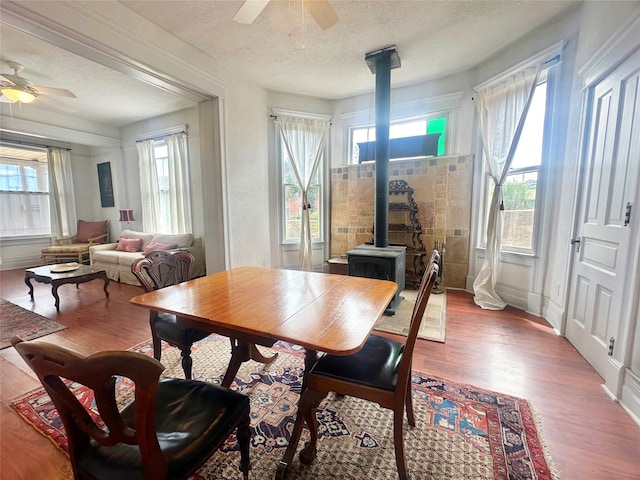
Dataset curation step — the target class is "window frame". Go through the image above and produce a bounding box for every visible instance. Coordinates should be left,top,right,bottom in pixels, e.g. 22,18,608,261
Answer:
477,66,557,257
276,135,329,249
274,113,330,249
348,111,449,164
280,145,324,244
0,144,51,239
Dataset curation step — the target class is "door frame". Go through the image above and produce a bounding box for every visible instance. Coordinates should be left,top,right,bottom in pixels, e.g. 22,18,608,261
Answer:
566,11,640,401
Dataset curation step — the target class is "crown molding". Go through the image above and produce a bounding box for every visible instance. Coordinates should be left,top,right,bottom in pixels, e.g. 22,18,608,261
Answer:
0,1,228,101
0,116,120,148
578,8,640,88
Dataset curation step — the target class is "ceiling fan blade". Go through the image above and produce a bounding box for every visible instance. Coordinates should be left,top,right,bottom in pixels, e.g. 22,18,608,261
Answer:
35,94,77,113
233,0,270,24
305,0,338,30
32,86,77,98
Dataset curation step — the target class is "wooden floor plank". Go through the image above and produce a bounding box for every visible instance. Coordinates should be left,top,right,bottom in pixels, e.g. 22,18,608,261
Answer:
1,268,639,479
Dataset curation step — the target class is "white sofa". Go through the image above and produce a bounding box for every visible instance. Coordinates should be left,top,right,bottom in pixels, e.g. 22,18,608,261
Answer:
89,229,205,286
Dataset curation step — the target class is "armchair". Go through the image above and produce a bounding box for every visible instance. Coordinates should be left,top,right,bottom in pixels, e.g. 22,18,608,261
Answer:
41,220,109,265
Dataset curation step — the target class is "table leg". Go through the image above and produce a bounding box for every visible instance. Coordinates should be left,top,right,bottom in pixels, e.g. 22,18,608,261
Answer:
25,276,34,300
221,340,279,388
51,284,60,311
275,348,320,479
101,274,110,298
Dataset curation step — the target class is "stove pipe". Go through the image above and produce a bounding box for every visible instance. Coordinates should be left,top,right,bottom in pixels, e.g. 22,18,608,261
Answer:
365,46,401,248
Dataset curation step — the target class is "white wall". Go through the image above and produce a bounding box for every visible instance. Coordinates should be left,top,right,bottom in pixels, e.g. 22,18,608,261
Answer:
224,81,272,268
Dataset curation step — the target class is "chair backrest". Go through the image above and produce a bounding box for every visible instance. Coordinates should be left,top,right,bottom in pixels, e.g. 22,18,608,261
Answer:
12,338,167,478
396,250,440,389
131,250,194,293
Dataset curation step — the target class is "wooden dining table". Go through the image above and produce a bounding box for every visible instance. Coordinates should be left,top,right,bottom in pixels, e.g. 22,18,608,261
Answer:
129,266,397,478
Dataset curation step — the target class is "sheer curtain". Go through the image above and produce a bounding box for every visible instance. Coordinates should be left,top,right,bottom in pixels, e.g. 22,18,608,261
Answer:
47,147,77,242
277,115,330,271
137,133,192,234
473,65,541,310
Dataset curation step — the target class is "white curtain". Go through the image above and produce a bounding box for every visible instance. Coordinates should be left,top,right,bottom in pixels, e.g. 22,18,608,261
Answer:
472,65,541,310
277,115,330,271
47,147,77,242
137,133,192,234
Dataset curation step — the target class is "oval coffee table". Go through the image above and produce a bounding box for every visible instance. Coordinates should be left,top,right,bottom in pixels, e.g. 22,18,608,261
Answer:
25,264,110,311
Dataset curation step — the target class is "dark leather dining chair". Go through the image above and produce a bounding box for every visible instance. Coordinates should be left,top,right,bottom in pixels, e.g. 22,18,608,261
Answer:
131,250,209,379
12,337,251,480
290,250,440,480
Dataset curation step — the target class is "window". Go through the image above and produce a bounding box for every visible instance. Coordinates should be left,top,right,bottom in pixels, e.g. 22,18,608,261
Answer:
485,78,549,253
350,114,447,163
152,140,172,233
281,139,322,242
137,131,192,234
0,145,50,237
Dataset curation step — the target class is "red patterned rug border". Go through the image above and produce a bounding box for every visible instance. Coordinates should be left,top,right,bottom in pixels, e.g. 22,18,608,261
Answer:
10,335,559,480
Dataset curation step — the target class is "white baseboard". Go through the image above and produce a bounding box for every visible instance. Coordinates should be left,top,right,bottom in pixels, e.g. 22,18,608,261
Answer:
620,369,640,428
544,298,565,334
0,255,41,271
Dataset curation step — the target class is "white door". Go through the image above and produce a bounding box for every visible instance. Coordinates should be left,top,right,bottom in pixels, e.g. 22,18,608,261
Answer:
565,48,640,378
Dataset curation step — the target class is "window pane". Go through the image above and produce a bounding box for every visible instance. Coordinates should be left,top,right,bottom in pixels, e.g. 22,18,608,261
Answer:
501,172,538,251
0,150,50,237
0,164,22,190
389,120,426,139
427,117,446,156
284,184,301,241
352,115,447,163
283,155,297,184
511,82,546,170
308,185,321,240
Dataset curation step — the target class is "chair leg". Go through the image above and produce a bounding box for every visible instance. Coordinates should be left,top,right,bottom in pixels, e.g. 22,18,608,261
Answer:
236,412,251,480
393,408,409,480
405,377,416,427
150,329,163,362
180,346,194,380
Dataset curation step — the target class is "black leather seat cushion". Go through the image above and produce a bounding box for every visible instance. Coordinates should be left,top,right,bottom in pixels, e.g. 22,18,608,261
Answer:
78,378,249,480
155,313,210,345
311,334,405,391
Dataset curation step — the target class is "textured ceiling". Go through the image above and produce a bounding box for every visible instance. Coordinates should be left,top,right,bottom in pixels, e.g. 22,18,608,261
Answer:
0,0,580,128
121,0,579,98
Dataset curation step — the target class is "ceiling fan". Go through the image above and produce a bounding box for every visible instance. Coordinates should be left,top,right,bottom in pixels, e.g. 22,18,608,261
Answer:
234,0,338,30
0,60,77,113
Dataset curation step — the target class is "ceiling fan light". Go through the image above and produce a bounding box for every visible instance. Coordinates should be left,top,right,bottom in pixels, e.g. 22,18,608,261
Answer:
1,87,36,103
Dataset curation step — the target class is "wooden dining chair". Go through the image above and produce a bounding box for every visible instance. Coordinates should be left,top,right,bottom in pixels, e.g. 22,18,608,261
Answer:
291,251,440,480
12,337,251,480
131,250,210,379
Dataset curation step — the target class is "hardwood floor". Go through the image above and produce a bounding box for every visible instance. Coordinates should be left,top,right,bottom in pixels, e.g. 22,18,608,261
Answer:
1,267,639,479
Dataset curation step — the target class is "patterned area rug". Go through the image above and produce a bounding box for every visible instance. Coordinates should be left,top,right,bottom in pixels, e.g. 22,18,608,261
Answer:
375,290,447,342
10,335,557,480
0,299,67,349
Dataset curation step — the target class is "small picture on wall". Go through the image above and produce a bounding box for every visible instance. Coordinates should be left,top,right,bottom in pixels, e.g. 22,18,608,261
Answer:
97,162,115,208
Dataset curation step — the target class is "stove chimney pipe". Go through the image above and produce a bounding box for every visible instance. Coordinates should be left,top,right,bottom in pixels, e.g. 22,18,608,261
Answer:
365,46,401,248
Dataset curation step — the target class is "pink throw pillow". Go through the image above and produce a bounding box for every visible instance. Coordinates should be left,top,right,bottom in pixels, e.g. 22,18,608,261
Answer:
143,241,178,255
116,236,143,253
